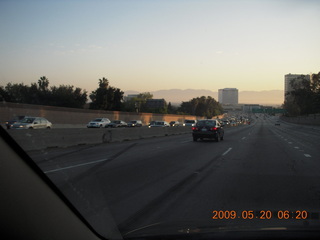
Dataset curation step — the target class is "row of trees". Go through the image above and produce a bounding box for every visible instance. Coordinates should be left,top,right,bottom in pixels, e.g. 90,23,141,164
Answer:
0,76,123,110
283,72,320,116
0,76,87,108
0,76,223,118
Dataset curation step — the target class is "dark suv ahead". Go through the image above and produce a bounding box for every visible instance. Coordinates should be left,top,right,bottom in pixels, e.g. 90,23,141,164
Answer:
192,119,224,142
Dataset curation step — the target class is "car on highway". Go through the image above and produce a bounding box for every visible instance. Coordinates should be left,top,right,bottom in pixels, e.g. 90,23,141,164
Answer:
87,118,110,128
106,120,128,128
148,121,170,128
183,119,197,127
148,121,156,126
230,120,238,126
222,119,230,125
169,121,180,127
192,119,224,142
10,117,52,129
5,115,30,129
275,120,281,126
127,120,143,127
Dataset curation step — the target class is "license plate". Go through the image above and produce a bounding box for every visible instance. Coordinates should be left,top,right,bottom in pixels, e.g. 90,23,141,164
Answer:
201,128,207,131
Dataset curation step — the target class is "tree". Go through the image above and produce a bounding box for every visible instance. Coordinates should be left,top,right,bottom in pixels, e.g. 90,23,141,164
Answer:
89,77,124,110
4,82,30,103
50,85,87,108
38,76,49,92
284,72,320,116
0,86,8,101
178,96,223,118
311,72,320,112
167,102,178,114
122,92,153,112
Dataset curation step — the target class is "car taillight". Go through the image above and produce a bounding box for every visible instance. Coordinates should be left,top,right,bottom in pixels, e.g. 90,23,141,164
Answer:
211,127,217,131
192,127,198,131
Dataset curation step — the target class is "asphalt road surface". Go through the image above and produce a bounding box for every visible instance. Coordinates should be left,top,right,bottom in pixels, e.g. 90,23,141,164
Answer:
29,116,320,236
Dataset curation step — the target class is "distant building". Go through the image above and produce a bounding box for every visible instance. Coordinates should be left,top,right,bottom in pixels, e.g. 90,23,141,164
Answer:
284,74,310,100
242,104,260,113
145,99,166,109
218,88,238,104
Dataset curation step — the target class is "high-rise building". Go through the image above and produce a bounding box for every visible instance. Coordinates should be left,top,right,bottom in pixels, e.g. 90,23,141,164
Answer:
284,73,310,99
218,88,238,104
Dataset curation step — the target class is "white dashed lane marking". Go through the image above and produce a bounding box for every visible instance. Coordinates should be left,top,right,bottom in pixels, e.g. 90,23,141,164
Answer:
222,148,232,156
44,158,109,173
275,133,312,159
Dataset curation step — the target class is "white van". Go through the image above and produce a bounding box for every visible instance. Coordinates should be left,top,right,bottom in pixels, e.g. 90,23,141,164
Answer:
183,119,197,127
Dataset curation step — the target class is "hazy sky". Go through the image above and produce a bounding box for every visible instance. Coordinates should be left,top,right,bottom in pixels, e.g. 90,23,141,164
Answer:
1,0,319,94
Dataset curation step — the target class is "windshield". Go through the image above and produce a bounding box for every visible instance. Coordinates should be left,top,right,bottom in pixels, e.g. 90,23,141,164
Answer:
1,1,320,239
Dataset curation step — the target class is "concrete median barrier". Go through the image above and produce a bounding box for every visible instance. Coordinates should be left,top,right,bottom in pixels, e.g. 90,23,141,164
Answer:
7,126,193,151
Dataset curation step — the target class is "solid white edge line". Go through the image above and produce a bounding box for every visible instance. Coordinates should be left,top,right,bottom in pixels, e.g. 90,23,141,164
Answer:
222,148,232,156
44,158,109,173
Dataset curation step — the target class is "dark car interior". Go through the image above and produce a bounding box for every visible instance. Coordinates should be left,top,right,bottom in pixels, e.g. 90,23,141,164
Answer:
0,125,104,240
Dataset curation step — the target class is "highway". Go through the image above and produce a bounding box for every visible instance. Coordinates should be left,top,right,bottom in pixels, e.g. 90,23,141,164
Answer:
28,116,320,236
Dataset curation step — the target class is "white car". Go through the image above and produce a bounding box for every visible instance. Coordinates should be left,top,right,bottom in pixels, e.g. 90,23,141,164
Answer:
87,118,110,128
11,117,52,129
148,121,170,128
183,119,197,127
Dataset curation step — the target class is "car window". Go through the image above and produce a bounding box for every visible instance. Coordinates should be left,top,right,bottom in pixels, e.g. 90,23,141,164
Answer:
21,118,35,123
185,120,195,123
196,120,216,126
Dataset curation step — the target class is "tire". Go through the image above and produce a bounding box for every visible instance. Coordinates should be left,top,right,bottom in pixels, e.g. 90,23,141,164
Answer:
220,134,224,141
215,133,220,142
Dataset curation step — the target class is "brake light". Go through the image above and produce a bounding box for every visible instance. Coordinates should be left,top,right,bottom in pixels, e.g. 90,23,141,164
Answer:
192,127,198,131
211,127,217,131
